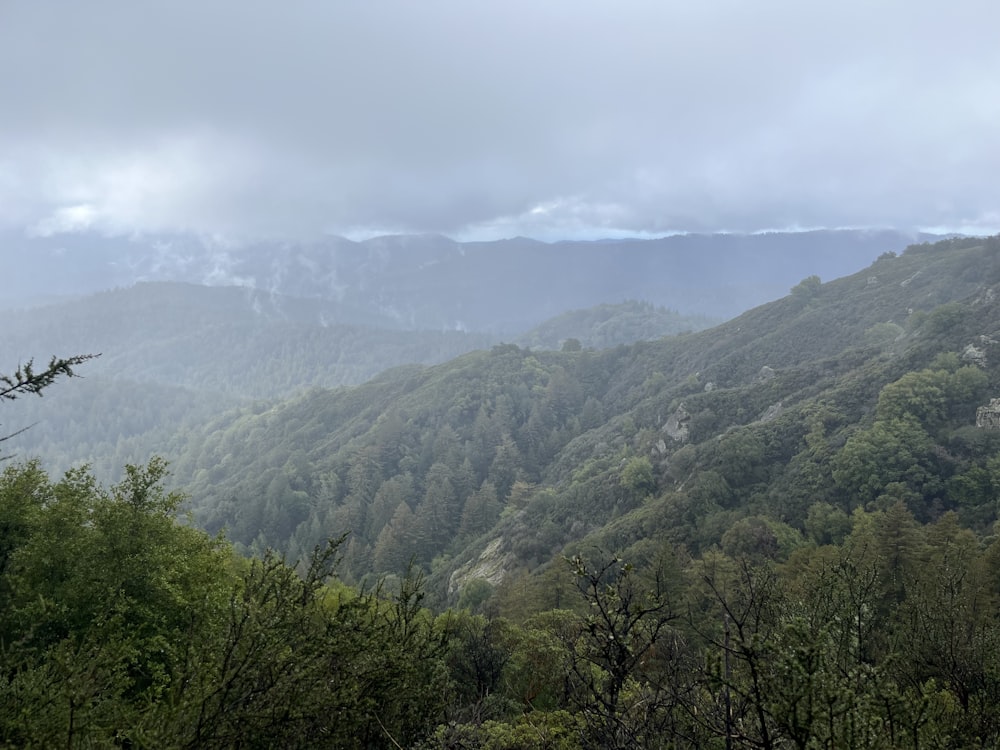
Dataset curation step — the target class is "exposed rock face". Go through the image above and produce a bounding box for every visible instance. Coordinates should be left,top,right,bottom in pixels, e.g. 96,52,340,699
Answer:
663,403,691,441
757,365,776,382
976,399,1000,429
963,343,988,367
756,401,784,424
448,538,516,595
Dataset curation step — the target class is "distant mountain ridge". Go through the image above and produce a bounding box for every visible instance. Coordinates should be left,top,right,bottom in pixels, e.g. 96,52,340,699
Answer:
1,229,943,326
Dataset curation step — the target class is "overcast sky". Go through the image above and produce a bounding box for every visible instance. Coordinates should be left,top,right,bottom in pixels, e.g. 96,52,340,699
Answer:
1,1,998,242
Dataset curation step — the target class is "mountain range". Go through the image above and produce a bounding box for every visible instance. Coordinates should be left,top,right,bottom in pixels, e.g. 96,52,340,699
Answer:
2,228,942,325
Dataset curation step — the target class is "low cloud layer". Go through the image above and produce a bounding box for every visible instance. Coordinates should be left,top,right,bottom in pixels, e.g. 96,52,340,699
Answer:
2,1,998,241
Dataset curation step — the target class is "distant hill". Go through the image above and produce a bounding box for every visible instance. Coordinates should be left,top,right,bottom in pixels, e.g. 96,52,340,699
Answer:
0,282,495,399
0,282,716,481
1,228,942,324
516,300,719,350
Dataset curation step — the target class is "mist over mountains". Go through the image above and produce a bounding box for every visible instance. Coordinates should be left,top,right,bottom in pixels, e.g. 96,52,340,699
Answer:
5,2,1000,742
1,228,941,327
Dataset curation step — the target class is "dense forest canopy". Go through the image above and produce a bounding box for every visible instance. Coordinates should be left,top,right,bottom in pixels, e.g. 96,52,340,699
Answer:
5,235,1000,747
163,237,1000,591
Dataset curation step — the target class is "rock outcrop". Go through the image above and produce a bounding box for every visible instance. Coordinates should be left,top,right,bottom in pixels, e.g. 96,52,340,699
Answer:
663,403,692,442
976,399,1000,429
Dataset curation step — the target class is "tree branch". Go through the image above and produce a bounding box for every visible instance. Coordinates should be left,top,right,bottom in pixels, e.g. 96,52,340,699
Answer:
1,354,99,402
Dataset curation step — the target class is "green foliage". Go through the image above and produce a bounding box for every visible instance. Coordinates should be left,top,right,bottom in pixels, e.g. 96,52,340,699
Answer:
720,515,804,561
804,501,852,545
9,456,1000,746
11,234,1000,745
619,455,654,497
922,301,969,339
790,274,821,297
420,710,582,750
876,364,988,430
0,459,232,745
864,320,904,348
831,417,935,511
564,552,682,748
132,233,1000,615
0,460,454,748
518,300,717,351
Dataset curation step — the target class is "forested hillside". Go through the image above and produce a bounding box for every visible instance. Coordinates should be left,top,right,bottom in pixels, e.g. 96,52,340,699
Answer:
0,284,711,481
0,282,495,399
516,300,718,351
167,236,1000,605
5,0,996,742
7,456,1000,747
8,235,1000,747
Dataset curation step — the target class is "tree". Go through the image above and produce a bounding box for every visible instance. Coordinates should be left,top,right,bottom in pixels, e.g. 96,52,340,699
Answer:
458,480,501,540
620,456,655,499
0,355,96,403
688,553,784,749
1,355,97,454
374,501,420,574
443,613,510,721
0,460,454,748
790,274,821,299
831,417,935,512
566,552,684,749
0,458,232,746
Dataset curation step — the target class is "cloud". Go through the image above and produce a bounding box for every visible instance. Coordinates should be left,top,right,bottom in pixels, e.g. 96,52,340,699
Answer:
1,0,998,241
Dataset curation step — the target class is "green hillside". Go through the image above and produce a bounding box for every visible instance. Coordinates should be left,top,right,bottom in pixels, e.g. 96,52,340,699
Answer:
9,235,1000,747
1,284,707,484
516,300,718,350
167,236,1000,603
0,282,497,399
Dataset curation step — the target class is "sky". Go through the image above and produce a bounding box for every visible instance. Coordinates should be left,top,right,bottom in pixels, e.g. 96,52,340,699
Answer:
1,1,998,243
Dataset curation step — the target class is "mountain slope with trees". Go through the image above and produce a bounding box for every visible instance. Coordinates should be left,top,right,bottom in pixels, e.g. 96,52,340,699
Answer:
0,282,496,399
0,283,714,482
515,300,718,351
8,454,1000,747
165,236,1000,609
9,236,1000,746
